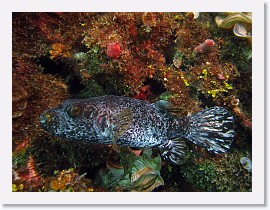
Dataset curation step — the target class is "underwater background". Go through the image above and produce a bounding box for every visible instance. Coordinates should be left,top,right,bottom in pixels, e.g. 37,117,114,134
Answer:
12,12,252,192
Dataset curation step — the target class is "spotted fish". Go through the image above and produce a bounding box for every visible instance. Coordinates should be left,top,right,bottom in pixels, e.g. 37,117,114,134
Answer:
40,95,234,165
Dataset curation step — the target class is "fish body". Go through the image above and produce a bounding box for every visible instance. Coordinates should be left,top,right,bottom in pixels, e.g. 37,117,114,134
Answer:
40,95,234,165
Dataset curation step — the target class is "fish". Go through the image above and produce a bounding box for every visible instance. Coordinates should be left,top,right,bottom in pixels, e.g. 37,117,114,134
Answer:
40,95,234,165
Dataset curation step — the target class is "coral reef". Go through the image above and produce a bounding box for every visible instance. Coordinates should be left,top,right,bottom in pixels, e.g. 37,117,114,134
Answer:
12,12,252,192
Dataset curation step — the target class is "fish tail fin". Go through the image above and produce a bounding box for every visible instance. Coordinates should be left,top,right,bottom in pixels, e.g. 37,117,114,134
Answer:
158,138,189,165
183,106,234,153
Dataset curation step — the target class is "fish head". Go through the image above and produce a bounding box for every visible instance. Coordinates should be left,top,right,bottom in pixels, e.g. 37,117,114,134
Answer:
40,99,100,141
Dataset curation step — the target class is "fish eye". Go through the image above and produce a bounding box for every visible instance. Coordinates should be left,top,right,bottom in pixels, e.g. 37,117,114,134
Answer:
83,104,98,119
68,104,82,117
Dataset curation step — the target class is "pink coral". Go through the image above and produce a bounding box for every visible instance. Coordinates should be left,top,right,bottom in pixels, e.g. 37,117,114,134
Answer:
193,39,215,54
107,42,121,59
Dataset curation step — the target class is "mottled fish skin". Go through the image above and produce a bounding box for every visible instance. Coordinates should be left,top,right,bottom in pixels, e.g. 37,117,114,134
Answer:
40,95,174,148
40,95,234,165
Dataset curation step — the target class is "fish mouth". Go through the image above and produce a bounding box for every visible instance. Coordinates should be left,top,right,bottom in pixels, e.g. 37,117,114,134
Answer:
40,111,50,131
40,109,59,131
40,117,46,125
40,113,46,125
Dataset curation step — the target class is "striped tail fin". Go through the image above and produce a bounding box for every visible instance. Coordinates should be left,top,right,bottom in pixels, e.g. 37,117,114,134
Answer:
185,106,234,153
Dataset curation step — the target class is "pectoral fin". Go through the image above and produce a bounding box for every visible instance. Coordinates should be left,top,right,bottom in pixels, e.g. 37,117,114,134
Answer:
111,109,133,152
158,138,189,165
113,109,133,139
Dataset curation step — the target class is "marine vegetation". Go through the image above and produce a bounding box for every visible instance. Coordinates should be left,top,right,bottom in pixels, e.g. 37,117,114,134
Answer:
97,148,164,191
12,12,252,192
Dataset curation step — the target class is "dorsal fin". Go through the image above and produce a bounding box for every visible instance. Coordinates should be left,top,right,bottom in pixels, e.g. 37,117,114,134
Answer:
153,100,182,115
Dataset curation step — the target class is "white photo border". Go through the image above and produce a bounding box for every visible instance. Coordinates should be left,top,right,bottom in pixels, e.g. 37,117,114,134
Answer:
0,0,265,205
